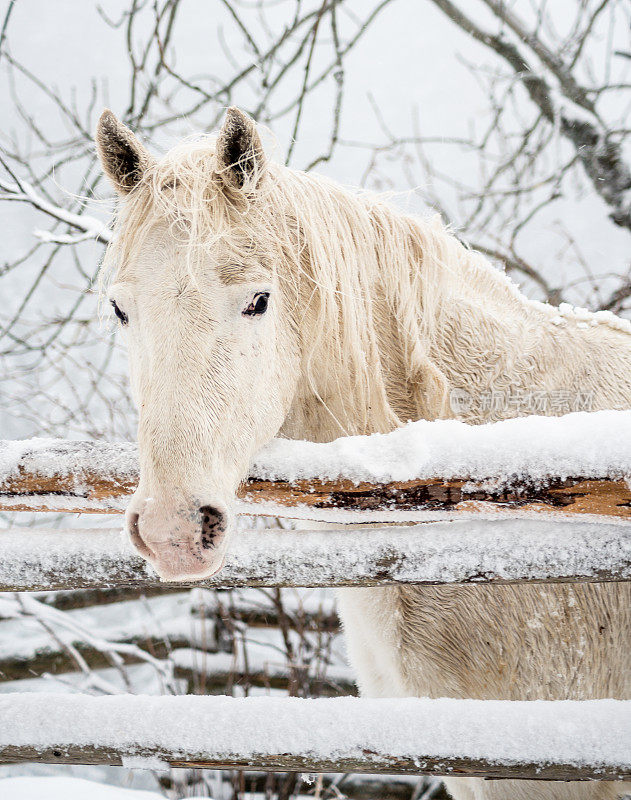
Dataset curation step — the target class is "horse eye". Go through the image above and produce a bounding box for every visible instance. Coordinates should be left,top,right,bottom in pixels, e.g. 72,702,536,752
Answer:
243,292,270,317
110,299,128,325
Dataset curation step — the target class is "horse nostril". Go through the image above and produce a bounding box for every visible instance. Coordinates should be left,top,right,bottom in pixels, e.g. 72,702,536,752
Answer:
199,505,227,550
129,512,140,540
128,512,151,558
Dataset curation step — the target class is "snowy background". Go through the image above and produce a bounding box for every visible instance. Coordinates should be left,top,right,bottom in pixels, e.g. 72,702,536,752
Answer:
1,1,631,798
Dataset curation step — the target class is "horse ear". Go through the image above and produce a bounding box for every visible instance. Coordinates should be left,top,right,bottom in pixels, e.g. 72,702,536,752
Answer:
215,107,266,190
96,109,153,194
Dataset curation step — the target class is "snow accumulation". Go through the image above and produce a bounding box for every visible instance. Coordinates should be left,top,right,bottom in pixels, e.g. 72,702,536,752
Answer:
0,693,629,770
0,592,201,663
0,776,180,800
0,529,152,590
1,520,629,589
0,437,138,486
252,410,631,485
3,410,631,490
553,301,631,335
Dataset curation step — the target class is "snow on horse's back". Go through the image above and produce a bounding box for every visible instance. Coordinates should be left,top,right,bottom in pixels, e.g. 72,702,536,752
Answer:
97,107,631,800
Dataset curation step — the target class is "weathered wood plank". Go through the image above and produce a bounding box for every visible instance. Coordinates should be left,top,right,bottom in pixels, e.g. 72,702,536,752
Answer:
241,476,631,522
0,646,353,695
30,586,185,613
1,693,629,780
0,634,190,683
2,439,631,520
1,520,630,591
5,743,628,780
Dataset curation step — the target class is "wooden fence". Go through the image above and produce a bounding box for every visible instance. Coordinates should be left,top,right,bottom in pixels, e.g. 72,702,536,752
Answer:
1,693,629,780
2,437,631,520
1,430,631,781
1,521,630,591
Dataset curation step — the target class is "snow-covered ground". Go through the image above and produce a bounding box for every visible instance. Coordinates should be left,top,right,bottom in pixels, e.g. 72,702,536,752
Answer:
0,776,186,800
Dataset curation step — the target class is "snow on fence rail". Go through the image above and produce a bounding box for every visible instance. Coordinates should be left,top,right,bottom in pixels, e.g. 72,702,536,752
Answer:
3,410,631,520
1,693,630,780
1,521,631,591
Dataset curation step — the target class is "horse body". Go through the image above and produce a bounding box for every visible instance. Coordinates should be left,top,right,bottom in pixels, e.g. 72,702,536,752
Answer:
96,107,631,799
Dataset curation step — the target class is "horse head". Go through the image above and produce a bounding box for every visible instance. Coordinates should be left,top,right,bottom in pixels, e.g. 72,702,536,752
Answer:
96,108,302,580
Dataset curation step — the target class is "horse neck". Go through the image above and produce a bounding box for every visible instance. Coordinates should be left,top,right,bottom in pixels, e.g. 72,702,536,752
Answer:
278,194,617,439
427,247,631,422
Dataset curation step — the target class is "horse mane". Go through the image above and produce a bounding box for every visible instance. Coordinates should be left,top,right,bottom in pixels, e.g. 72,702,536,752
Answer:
100,134,631,440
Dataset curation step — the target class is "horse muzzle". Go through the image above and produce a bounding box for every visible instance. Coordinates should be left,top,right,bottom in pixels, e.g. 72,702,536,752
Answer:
126,494,231,582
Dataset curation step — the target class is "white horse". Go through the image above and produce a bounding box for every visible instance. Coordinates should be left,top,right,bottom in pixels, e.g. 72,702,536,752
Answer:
96,107,631,800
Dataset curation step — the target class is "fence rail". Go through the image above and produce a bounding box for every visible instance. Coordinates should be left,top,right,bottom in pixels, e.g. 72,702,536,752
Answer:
2,438,631,521
2,520,630,591
1,693,629,780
